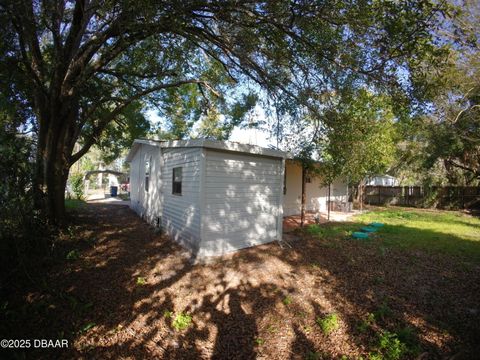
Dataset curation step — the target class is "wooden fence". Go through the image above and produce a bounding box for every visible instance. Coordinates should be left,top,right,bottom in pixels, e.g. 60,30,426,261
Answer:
363,186,480,209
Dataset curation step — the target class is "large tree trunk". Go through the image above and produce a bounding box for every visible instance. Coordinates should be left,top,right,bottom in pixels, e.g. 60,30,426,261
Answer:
33,98,78,224
43,147,70,222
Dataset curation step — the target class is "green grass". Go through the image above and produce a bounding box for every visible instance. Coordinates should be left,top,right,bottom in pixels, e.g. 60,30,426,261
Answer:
254,337,265,346
117,193,130,201
282,295,293,306
136,276,147,286
172,312,192,331
65,198,86,210
356,208,480,261
316,313,339,335
306,207,480,262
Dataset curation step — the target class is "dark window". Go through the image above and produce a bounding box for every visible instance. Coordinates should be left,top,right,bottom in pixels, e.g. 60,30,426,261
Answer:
283,167,287,195
145,158,151,192
306,175,312,183
172,167,182,195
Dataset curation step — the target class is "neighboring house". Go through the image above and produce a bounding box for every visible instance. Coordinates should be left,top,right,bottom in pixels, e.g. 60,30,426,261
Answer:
366,175,399,186
283,160,349,216
126,139,350,257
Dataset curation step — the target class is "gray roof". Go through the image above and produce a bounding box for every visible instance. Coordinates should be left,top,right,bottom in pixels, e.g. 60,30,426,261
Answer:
125,139,286,162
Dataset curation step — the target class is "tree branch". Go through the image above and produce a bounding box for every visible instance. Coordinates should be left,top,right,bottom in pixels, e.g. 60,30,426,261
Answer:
69,78,219,165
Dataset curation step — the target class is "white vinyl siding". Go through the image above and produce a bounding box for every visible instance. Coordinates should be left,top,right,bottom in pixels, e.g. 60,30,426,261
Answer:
161,148,202,251
129,142,285,257
201,150,283,256
129,144,162,221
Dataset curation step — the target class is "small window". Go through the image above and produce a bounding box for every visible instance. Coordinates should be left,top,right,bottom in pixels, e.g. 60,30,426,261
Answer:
306,175,312,183
283,167,287,195
172,167,182,195
145,158,151,192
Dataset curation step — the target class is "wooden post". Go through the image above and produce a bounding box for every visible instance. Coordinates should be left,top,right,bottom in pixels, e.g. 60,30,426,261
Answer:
300,165,306,227
328,182,331,221
360,181,364,211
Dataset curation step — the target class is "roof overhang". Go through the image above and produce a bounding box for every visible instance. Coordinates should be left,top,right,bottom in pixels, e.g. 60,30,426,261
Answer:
125,139,287,162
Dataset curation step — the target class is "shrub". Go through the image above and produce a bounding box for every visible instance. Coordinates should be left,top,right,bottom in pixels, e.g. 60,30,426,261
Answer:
0,124,50,284
357,313,375,333
396,326,420,355
373,303,392,321
306,224,323,236
370,331,407,360
69,173,84,200
316,313,339,335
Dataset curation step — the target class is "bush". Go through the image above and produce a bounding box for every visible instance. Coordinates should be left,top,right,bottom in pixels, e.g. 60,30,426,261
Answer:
306,224,323,236
378,331,407,360
69,173,84,200
0,123,50,284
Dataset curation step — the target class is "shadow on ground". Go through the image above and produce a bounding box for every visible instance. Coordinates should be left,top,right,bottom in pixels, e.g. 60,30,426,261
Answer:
1,204,479,359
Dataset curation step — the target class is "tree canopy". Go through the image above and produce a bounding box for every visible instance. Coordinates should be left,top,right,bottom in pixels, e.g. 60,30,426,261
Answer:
0,0,452,221
393,0,480,186
319,89,398,184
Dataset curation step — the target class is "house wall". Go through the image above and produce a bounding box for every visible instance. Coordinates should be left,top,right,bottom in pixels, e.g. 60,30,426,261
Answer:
160,147,203,252
366,176,399,186
283,161,348,216
201,149,283,257
129,144,162,222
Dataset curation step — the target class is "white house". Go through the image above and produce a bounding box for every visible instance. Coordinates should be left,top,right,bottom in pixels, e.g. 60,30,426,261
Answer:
126,139,286,257
366,175,399,186
283,160,350,216
126,139,349,257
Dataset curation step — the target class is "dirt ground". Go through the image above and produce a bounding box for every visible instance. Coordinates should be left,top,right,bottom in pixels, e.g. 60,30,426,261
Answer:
2,204,480,359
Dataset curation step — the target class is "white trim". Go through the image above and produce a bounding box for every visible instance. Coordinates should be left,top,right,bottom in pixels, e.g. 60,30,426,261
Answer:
198,148,207,244
277,157,285,241
126,139,286,162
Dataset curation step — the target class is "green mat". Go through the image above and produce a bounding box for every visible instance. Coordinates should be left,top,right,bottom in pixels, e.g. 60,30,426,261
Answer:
352,232,369,239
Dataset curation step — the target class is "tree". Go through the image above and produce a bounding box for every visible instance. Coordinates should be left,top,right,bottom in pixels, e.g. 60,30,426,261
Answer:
96,101,150,164
395,0,480,185
421,53,480,184
318,89,398,208
0,0,451,223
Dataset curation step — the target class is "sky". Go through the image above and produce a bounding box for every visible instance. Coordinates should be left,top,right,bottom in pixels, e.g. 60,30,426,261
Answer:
145,106,277,148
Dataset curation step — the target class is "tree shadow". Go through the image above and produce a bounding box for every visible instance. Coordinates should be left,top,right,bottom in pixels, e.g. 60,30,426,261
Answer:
2,204,480,359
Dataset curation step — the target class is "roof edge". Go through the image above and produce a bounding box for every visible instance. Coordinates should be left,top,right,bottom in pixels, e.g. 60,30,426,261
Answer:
126,139,286,161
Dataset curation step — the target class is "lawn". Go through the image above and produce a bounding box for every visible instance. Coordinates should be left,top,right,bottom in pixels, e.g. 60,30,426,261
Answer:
307,207,480,263
65,198,86,210
1,205,479,359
